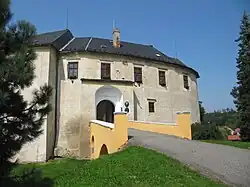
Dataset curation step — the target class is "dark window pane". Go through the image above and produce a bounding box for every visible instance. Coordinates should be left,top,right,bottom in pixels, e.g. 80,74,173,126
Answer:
101,63,110,79
73,63,78,68
183,75,189,89
134,67,142,83
73,69,78,76
148,102,155,113
159,70,166,86
69,63,74,68
68,62,78,79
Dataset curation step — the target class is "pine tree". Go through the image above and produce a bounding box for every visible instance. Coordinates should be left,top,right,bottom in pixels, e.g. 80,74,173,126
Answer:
0,0,52,178
231,11,250,141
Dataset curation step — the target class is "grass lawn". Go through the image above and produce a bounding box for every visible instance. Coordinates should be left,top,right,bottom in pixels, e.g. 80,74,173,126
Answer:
8,146,226,187
202,140,250,149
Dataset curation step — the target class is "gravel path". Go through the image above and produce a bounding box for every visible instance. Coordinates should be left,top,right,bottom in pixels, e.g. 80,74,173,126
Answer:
128,128,250,187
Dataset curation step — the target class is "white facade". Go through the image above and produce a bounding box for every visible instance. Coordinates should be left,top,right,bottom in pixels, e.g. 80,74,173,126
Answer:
15,42,200,162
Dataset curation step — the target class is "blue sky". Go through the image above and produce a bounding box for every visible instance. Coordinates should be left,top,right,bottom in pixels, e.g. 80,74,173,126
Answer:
11,0,250,112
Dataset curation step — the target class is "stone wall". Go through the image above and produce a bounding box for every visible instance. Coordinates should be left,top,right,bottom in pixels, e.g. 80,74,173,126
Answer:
15,47,52,162
56,52,200,158
60,52,200,123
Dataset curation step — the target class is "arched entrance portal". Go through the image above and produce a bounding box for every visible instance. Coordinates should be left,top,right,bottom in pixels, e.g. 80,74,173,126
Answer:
95,86,123,123
96,100,115,123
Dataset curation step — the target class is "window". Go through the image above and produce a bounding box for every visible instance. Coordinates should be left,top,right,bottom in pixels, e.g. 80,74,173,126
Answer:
148,102,155,113
159,70,166,86
183,75,189,90
68,62,78,79
134,67,142,83
101,63,111,79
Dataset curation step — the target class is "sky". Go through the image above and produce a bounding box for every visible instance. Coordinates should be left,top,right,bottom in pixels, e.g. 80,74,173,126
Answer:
11,0,250,112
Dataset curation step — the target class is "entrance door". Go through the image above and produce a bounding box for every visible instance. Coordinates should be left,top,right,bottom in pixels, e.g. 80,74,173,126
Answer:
96,100,115,123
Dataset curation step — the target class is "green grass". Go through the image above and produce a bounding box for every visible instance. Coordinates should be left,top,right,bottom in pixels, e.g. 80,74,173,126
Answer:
9,146,226,187
202,140,250,149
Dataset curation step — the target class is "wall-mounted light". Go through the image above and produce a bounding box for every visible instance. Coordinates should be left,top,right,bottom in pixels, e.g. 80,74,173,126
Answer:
124,101,129,113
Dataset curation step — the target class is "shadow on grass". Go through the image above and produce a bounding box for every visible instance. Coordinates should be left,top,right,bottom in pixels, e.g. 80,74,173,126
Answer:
0,167,54,187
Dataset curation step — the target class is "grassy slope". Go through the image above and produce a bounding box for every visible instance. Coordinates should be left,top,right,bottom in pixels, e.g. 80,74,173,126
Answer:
12,147,226,187
202,140,250,149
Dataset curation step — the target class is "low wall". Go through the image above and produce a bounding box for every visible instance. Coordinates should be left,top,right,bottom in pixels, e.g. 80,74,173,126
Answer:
89,112,191,159
89,113,128,159
128,112,192,139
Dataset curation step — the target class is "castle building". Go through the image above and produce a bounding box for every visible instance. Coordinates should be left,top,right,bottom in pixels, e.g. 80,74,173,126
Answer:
17,28,200,162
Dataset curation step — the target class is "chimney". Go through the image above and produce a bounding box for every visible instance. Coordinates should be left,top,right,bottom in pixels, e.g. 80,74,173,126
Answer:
113,28,120,48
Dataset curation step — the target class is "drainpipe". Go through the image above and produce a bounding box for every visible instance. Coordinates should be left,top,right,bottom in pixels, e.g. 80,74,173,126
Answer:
52,49,60,157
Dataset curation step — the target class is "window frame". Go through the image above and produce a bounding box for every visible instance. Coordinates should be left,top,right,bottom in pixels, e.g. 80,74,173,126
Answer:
134,67,142,83
159,70,166,86
67,62,78,79
183,74,189,90
101,63,111,80
148,101,155,113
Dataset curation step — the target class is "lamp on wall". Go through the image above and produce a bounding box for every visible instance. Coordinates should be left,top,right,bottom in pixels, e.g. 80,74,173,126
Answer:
124,101,129,113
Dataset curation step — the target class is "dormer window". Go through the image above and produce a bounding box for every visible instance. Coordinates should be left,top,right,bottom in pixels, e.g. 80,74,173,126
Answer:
68,62,78,79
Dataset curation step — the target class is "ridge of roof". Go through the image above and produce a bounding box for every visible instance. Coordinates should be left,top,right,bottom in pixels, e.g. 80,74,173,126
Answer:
74,36,156,48
37,29,68,35
33,29,73,50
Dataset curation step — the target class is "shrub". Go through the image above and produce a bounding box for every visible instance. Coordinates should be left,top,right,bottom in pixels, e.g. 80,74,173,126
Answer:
191,122,225,140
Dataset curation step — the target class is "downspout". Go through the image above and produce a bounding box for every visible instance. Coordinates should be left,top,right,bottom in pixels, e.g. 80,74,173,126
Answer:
52,37,75,157
52,50,60,157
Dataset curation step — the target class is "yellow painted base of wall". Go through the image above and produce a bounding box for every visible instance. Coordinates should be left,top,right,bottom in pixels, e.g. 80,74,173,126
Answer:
89,113,128,159
128,113,192,139
89,112,191,159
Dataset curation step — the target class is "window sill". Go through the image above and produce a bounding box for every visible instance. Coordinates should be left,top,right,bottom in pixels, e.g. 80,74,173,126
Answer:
68,77,78,80
183,87,191,92
80,78,134,85
160,84,167,88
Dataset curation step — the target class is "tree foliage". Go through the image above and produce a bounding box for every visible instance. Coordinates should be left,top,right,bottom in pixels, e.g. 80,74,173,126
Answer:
231,11,250,141
192,107,236,140
191,122,225,140
0,0,52,178
203,108,238,129
199,101,206,122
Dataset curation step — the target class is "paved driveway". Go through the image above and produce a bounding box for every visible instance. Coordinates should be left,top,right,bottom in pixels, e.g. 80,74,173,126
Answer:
128,128,250,187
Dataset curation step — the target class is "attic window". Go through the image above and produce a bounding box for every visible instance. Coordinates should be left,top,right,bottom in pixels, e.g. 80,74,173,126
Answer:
156,53,161,57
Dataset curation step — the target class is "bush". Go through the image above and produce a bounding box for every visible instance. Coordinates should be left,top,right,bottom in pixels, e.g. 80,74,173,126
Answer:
191,122,225,140
0,167,54,187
